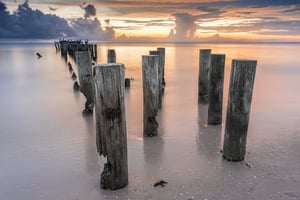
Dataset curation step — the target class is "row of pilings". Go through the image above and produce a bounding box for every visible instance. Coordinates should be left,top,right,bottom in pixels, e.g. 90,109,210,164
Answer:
55,39,97,62
54,41,257,190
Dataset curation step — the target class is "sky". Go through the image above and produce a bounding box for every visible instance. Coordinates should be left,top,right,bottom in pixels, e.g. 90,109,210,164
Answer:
1,0,300,42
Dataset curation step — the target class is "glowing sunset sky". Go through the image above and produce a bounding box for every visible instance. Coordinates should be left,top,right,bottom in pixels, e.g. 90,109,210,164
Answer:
1,0,300,42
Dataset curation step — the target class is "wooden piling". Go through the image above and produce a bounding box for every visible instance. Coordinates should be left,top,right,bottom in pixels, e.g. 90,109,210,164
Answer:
93,44,98,60
73,81,80,91
60,43,68,61
107,49,116,63
94,63,128,190
75,51,95,114
157,48,166,86
71,72,77,80
208,54,225,125
149,50,163,108
198,49,212,104
125,78,130,88
223,59,257,161
142,55,159,137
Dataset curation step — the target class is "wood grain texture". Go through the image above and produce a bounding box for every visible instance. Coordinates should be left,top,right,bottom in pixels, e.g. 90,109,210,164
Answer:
223,59,257,161
157,48,166,86
107,49,116,63
149,50,163,108
142,55,159,137
94,63,128,190
198,49,211,104
75,51,95,113
208,54,225,125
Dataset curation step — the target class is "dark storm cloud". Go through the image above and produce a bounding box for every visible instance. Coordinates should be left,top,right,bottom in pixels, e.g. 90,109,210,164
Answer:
0,1,6,11
0,1,115,40
0,0,75,38
70,17,115,40
83,4,96,18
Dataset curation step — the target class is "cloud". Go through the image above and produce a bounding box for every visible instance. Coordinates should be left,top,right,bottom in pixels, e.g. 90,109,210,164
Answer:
83,4,96,18
0,1,115,40
168,12,198,41
0,0,75,38
71,4,115,40
0,1,6,12
282,5,300,13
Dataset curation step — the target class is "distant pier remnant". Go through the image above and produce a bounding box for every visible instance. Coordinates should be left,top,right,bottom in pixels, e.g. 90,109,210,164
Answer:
198,49,211,103
94,63,128,190
75,51,95,114
93,44,98,60
54,41,60,51
149,50,163,108
142,55,159,137
208,54,225,125
55,39,97,62
60,43,68,62
107,49,116,63
73,81,80,91
157,48,166,86
71,72,77,80
223,59,257,161
125,78,131,88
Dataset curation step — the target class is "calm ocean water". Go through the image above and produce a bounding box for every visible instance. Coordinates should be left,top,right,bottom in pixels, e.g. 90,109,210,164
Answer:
0,42,300,199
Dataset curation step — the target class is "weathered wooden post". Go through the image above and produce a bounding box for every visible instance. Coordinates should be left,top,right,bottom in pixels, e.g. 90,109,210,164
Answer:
223,59,257,161
94,63,128,190
60,43,68,62
88,44,94,60
93,44,98,60
157,48,166,86
142,55,159,137
149,50,163,108
75,51,95,114
198,49,211,103
208,54,225,125
71,72,77,80
54,41,59,51
107,49,116,63
73,81,80,91
125,78,131,88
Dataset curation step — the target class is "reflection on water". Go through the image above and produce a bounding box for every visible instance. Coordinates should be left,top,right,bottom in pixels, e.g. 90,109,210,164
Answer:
143,137,164,176
197,104,222,159
1,42,300,200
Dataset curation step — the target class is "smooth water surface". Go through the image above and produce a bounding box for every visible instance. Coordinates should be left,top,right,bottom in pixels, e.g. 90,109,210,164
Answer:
0,42,300,200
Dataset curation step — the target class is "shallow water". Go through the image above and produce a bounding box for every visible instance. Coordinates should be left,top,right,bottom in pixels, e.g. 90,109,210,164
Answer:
0,42,300,200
